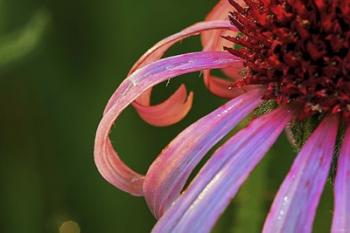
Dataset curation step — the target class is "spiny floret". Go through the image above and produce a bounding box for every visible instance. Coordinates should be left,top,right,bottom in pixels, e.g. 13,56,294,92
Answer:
226,0,350,119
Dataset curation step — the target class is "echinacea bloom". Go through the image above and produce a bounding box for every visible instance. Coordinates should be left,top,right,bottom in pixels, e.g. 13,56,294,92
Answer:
94,0,350,232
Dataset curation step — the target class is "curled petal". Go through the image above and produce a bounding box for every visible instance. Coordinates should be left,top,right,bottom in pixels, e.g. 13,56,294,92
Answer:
263,115,338,233
201,0,244,99
203,61,245,98
203,59,247,99
144,88,263,218
132,84,194,127
203,72,257,99
94,51,239,196
152,107,292,233
129,20,235,75
204,71,237,99
222,61,245,80
332,125,350,233
201,0,245,97
103,20,235,126
201,0,236,51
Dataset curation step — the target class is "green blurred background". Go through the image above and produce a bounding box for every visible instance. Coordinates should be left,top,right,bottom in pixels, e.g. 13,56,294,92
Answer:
0,0,334,232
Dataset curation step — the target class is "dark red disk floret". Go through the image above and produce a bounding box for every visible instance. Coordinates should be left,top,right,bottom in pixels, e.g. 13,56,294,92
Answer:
226,0,350,119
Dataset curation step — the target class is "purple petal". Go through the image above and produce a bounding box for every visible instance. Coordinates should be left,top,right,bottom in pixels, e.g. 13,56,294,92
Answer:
144,88,264,218
263,115,338,233
332,125,350,233
152,107,292,233
104,20,235,114
94,51,239,196
104,20,236,127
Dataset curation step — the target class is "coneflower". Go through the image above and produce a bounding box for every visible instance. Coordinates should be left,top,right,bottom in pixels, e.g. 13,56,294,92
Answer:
94,0,350,232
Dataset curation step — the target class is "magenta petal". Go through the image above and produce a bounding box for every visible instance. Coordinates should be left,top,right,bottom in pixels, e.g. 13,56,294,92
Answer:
128,20,235,75
103,20,235,127
152,107,292,233
263,115,338,233
332,125,350,233
144,88,264,218
94,51,239,196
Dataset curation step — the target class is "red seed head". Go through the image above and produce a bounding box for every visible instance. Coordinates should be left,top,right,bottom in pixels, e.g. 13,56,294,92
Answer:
226,0,350,119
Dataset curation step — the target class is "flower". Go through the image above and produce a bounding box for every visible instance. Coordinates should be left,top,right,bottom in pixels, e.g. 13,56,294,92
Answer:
94,0,350,232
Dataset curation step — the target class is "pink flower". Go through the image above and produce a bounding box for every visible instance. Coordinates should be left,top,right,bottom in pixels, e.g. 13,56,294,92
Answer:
94,1,350,232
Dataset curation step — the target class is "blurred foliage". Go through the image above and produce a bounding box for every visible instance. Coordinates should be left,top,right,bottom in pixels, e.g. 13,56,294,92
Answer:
0,9,49,67
0,0,334,233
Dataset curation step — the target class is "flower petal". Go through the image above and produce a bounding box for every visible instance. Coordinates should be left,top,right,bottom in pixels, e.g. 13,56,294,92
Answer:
201,0,236,51
129,20,235,75
94,51,239,196
201,1,247,97
132,84,194,127
222,63,245,80
332,125,350,233
144,88,264,218
263,115,338,233
203,72,257,99
152,107,292,233
103,20,235,127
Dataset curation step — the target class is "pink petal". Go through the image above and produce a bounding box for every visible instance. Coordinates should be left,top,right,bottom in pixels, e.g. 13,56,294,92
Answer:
203,59,247,99
152,107,292,233
129,20,235,75
201,0,236,51
103,20,235,127
222,62,245,80
263,115,338,233
203,72,240,99
132,84,194,127
203,71,258,99
94,51,239,196
201,1,246,97
332,125,350,233
144,88,263,218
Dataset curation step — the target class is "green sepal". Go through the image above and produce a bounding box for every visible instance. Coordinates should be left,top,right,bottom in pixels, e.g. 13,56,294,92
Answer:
253,100,277,117
285,115,321,151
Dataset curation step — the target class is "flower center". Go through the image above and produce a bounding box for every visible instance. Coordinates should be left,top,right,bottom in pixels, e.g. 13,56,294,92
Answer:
226,0,350,119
